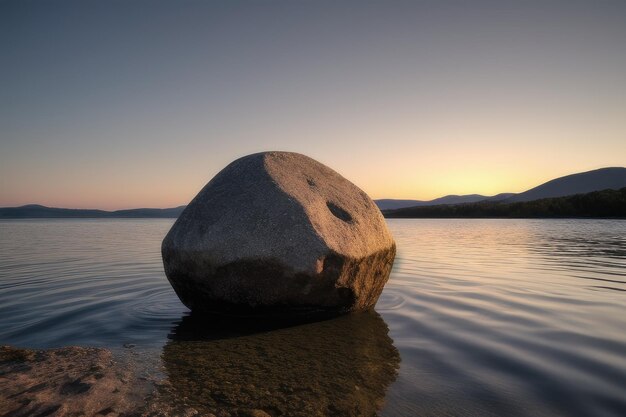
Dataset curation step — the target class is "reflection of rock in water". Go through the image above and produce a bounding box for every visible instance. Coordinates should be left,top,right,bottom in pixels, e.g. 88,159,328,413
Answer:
161,311,400,417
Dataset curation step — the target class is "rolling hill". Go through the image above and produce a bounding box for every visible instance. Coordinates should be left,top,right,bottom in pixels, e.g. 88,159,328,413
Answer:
503,167,626,203
2,167,624,218
383,187,626,219
0,204,186,219
376,167,626,210
375,193,514,210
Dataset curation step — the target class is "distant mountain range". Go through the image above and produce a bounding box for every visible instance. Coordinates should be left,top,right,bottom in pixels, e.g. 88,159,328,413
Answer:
384,187,626,219
1,167,624,219
375,193,515,210
375,167,626,210
0,204,186,219
501,167,626,203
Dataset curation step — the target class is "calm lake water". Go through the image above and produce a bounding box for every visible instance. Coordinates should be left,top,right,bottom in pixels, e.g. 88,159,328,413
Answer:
1,219,625,416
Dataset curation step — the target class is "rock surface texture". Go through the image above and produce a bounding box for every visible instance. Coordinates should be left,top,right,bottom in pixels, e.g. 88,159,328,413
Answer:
162,151,396,315
0,345,154,417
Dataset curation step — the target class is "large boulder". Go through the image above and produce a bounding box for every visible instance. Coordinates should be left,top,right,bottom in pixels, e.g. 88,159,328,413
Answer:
161,151,395,315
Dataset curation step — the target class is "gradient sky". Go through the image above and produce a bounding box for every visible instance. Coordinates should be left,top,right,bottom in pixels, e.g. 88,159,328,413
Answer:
1,0,625,210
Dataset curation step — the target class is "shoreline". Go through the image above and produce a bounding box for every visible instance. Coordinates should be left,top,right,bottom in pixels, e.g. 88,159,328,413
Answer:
1,312,399,417
0,345,246,417
1,309,399,416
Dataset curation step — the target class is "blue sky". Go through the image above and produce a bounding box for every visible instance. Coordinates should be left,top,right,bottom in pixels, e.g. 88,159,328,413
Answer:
1,0,625,209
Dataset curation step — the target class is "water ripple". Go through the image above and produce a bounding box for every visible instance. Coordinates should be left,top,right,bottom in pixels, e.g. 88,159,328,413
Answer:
0,219,187,348
379,219,626,417
1,218,626,417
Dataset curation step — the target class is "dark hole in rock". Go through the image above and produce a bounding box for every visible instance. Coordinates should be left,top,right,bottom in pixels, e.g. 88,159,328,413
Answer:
307,178,316,187
326,202,353,223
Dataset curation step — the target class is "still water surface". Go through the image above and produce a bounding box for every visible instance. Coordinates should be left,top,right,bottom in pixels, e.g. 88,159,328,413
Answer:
0,219,625,416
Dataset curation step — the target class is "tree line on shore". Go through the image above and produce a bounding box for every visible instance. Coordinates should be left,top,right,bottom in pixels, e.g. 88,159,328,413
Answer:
383,187,626,219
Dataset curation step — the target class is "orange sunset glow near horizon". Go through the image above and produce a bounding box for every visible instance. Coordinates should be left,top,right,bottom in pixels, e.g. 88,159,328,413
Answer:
2,1,625,211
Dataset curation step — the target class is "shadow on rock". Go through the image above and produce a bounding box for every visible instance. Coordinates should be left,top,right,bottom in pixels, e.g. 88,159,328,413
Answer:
160,311,400,417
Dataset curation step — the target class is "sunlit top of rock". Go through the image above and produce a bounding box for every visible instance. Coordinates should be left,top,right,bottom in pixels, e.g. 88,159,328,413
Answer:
164,151,393,275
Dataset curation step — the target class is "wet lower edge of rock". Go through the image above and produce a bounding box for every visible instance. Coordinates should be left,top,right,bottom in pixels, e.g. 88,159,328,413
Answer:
164,246,396,318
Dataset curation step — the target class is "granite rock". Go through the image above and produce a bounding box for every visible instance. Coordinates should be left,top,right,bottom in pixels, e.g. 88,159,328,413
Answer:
161,151,395,315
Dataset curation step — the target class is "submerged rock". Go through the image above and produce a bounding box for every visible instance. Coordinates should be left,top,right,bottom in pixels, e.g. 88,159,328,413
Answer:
162,311,400,416
0,345,152,417
162,151,396,315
